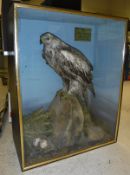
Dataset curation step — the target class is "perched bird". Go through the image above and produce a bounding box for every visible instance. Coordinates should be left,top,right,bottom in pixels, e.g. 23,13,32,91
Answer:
40,32,95,99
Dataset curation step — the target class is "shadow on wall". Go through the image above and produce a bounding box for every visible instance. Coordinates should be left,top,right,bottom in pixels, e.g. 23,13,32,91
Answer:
22,0,81,10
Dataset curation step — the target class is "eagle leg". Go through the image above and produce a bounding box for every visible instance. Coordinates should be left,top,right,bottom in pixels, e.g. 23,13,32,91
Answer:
67,80,88,104
68,80,82,95
63,78,70,92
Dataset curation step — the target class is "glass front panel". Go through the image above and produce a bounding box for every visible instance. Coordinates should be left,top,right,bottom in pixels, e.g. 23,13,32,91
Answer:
17,7,126,166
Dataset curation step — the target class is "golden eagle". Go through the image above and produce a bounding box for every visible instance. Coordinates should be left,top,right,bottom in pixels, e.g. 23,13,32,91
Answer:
40,32,95,98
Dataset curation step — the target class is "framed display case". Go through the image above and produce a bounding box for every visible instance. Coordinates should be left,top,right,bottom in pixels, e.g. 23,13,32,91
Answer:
9,3,127,171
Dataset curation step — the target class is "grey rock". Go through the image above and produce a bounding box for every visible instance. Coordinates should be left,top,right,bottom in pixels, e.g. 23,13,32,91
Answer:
23,90,107,164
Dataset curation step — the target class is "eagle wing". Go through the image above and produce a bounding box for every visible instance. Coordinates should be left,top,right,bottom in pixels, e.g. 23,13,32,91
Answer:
59,47,93,83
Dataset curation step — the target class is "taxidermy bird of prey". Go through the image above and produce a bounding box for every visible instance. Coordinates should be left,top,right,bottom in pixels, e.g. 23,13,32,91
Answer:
40,32,95,98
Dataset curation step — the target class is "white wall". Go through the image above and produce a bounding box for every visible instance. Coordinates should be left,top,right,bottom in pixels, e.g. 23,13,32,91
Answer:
109,0,130,18
0,0,130,17
82,0,110,14
82,0,130,18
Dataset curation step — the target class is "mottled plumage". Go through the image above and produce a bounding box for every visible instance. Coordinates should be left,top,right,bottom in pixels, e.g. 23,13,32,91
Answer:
40,32,95,98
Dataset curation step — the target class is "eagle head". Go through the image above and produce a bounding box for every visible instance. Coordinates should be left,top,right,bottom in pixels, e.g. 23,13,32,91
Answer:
40,32,56,45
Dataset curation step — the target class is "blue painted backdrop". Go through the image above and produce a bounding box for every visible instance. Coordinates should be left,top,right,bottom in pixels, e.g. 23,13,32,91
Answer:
17,7,126,129
18,19,95,114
